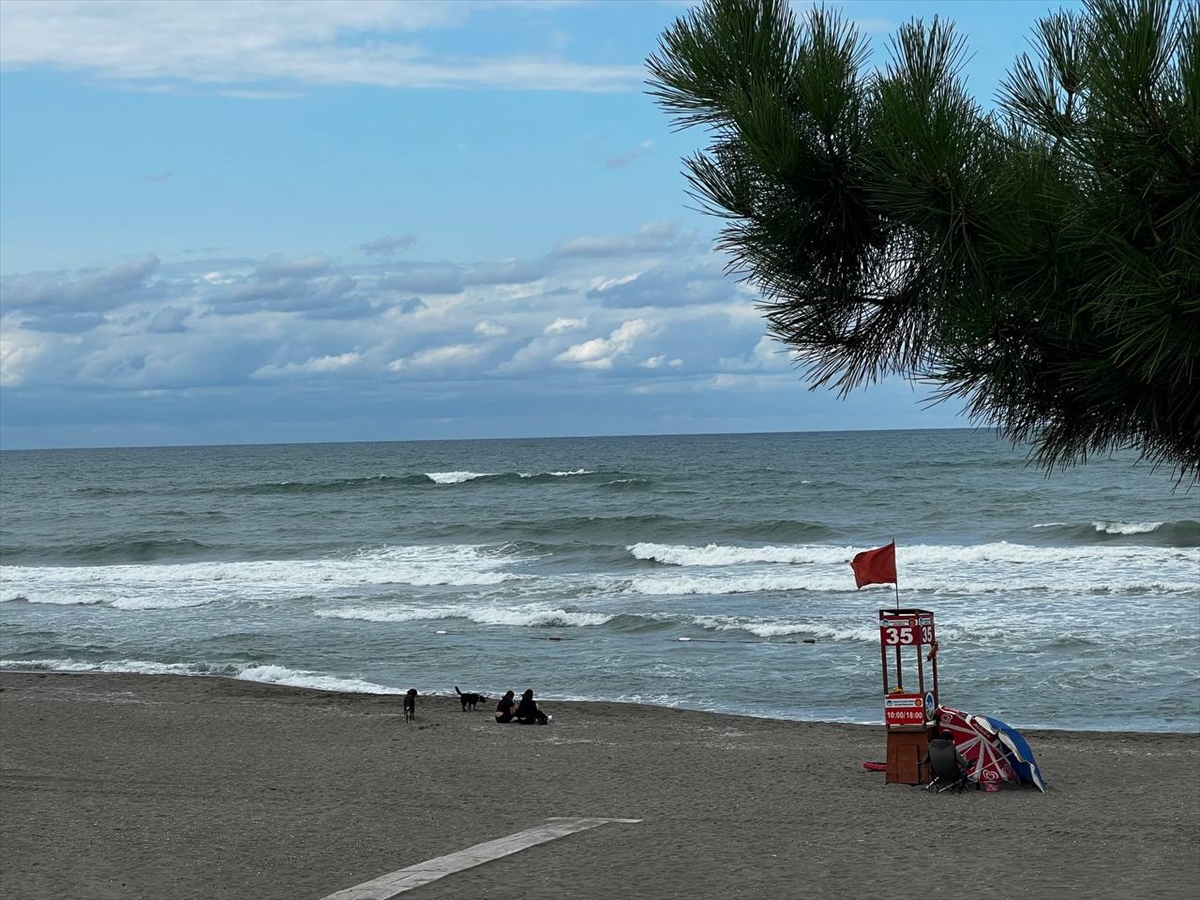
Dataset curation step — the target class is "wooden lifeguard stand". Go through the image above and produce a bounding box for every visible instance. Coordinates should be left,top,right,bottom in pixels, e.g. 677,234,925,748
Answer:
878,608,938,785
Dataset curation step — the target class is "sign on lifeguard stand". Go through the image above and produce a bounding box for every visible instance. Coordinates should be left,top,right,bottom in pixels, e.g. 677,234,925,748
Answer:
879,608,938,785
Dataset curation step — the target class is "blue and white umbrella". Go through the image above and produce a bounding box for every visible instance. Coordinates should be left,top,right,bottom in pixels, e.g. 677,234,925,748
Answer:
973,714,1048,792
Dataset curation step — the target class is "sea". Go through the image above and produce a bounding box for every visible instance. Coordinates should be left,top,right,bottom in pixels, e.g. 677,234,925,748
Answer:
1,429,1197,734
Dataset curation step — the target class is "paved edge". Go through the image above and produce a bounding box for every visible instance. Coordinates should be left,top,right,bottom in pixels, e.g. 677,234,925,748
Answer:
318,817,643,900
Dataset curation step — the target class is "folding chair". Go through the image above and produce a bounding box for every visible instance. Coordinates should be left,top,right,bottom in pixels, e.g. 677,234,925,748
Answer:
925,738,971,794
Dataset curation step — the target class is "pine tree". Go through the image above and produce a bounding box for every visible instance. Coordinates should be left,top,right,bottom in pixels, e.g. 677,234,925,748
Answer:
647,0,1199,482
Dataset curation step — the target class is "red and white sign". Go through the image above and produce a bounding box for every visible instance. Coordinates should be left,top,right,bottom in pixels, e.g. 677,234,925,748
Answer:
884,693,926,726
879,614,935,647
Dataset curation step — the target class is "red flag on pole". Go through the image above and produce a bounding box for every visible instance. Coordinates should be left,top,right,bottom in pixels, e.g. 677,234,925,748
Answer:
851,541,896,588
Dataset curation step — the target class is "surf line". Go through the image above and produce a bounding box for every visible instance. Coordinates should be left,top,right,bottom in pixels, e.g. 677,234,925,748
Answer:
318,816,642,900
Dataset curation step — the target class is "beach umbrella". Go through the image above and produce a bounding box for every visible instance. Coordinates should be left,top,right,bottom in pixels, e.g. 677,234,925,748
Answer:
974,714,1047,792
935,706,1018,786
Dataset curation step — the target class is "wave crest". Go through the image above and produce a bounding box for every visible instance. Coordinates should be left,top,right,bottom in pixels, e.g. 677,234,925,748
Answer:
315,603,612,629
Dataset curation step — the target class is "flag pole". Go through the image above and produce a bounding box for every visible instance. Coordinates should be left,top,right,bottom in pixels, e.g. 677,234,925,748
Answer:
893,538,899,612
892,539,901,688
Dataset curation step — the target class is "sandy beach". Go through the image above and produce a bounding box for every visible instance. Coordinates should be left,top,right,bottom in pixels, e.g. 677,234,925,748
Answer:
1,672,1197,900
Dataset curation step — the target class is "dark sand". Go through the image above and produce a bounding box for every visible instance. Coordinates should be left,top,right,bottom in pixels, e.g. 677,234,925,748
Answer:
1,672,1197,900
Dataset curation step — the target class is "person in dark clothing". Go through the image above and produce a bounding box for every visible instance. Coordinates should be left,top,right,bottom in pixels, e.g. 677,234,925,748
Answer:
514,688,550,725
495,690,517,723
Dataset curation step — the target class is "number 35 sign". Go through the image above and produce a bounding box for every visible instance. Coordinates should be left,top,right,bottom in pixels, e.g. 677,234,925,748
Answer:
879,612,935,647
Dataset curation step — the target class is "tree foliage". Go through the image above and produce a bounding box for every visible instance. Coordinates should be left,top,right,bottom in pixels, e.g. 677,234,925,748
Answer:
647,0,1199,481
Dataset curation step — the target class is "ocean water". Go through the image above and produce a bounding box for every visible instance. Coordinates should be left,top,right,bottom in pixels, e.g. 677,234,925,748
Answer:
1,430,1197,733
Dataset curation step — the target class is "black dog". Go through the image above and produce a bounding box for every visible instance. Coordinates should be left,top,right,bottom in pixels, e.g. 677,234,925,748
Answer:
454,686,486,711
404,688,418,723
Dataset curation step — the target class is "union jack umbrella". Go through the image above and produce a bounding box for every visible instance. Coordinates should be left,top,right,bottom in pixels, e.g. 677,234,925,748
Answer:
935,706,1018,785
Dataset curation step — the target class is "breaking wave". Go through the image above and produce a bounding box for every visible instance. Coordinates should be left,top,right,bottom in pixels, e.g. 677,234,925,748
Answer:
314,603,613,628
0,658,401,695
1030,519,1199,547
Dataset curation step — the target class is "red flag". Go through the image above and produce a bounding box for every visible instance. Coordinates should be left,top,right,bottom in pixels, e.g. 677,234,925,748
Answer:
851,541,896,588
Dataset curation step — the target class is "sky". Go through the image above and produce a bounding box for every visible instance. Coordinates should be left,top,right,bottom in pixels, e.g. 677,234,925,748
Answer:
0,0,1082,450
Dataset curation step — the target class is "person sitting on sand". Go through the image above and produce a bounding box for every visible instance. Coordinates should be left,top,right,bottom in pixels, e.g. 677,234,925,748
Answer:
514,688,550,725
495,690,517,723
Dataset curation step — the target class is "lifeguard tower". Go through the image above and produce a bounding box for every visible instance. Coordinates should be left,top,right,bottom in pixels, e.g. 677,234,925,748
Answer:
878,608,938,785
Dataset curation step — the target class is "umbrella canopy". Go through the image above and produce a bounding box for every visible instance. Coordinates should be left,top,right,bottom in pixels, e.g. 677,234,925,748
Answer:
935,706,1018,786
974,714,1047,792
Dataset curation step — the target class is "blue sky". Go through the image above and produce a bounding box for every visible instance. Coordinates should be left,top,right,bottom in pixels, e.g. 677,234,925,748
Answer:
0,0,1081,449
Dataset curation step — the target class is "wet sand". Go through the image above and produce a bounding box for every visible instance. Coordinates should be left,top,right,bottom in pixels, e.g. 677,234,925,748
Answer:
1,672,1197,900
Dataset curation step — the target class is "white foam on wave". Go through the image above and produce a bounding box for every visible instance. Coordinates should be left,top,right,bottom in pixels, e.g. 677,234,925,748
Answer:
315,605,458,623
0,590,104,606
316,603,612,628
428,469,592,483
1093,520,1163,535
629,542,815,566
0,657,209,676
634,540,1196,569
690,615,876,641
749,621,875,641
111,595,216,611
0,658,403,695
624,541,1199,597
347,544,530,586
629,568,1198,598
235,664,400,694
427,471,494,484
465,606,612,627
631,571,833,596
1,543,529,608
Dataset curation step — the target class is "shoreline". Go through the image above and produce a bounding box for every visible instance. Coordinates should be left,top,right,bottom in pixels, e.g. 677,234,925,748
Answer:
3,671,1198,900
3,666,1195,736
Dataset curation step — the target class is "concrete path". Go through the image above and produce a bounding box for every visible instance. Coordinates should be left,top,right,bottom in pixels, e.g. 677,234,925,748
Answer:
318,817,642,900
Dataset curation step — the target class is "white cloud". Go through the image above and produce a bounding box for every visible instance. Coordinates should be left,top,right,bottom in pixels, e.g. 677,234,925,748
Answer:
588,273,640,292
544,316,588,334
0,331,47,386
0,0,643,92
253,352,362,379
554,318,653,370
0,222,747,402
587,264,736,309
612,319,653,343
555,337,614,368
475,320,509,338
390,343,483,372
0,254,162,332
640,354,683,369
0,236,975,446
719,335,801,372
